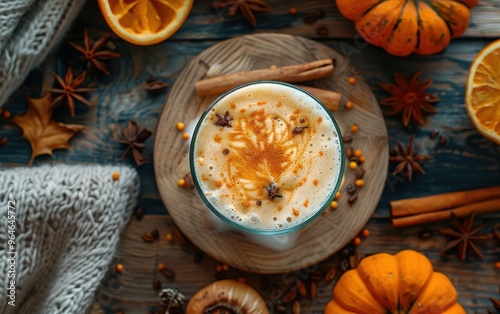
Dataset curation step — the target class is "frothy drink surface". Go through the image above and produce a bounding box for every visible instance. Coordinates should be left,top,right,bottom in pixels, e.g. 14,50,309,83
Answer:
192,82,342,232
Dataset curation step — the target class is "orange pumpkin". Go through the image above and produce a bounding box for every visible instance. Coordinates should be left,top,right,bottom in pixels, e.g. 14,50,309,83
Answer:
335,0,478,56
325,250,466,314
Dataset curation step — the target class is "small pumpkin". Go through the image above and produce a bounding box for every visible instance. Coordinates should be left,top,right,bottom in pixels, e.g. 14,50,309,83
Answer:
335,0,478,56
325,250,466,314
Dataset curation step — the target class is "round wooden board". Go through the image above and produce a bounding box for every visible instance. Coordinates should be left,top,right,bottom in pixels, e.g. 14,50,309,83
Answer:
154,33,388,274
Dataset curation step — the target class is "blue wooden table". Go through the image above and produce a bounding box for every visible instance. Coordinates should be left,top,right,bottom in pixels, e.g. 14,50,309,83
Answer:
1,0,500,313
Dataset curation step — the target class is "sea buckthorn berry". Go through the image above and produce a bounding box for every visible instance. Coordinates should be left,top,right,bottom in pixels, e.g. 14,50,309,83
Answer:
351,124,359,133
349,161,357,170
335,191,340,200
114,263,124,273
166,233,173,242
495,261,500,269
348,77,357,85
3,110,11,119
182,132,190,140
362,229,370,237
359,156,366,164
176,122,185,131
355,179,364,188
353,237,361,246
289,7,297,14
330,201,338,210
177,178,186,187
157,263,165,271
345,101,353,110
354,149,362,157
112,172,120,181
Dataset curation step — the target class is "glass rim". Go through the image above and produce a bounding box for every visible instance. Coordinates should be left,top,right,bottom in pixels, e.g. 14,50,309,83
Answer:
189,80,345,235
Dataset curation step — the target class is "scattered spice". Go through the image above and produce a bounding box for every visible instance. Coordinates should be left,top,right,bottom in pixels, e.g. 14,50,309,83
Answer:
117,120,153,166
346,146,353,159
47,67,95,117
275,305,287,313
351,124,359,133
265,182,282,200
355,179,364,188
153,279,162,290
379,72,440,127
345,101,353,110
159,266,176,278
176,122,185,131
135,207,145,220
342,134,353,143
330,201,338,210
362,229,370,237
348,193,358,204
151,229,159,240
292,125,309,136
182,173,195,189
355,167,365,179
144,76,169,93
211,0,271,27
11,93,85,166
309,281,317,300
114,263,124,273
316,25,328,36
143,233,154,243
166,233,173,242
297,280,307,297
438,134,447,146
429,129,440,140
389,135,432,182
346,183,356,194
284,287,297,303
112,172,120,181
214,111,233,127
348,77,357,85
440,212,492,261
324,268,336,282
418,228,434,240
69,29,121,75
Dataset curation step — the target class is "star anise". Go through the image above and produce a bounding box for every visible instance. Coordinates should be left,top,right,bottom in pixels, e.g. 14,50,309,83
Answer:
440,212,492,261
214,111,233,128
389,135,432,182
69,29,121,75
117,120,153,166
46,67,95,117
212,0,271,27
379,72,440,127
265,182,282,200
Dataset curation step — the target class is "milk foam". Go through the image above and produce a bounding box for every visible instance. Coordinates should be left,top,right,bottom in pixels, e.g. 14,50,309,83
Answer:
192,82,342,232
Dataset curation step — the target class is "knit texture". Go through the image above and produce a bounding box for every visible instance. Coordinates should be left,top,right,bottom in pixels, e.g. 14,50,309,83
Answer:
0,0,86,108
0,164,140,314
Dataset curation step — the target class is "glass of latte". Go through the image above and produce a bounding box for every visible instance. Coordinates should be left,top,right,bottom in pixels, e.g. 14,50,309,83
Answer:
190,81,345,235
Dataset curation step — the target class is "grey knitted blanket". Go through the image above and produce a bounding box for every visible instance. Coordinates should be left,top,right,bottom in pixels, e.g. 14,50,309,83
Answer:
0,0,86,108
0,164,140,313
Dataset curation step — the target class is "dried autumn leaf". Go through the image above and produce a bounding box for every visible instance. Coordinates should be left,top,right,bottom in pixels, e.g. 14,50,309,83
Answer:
11,93,85,166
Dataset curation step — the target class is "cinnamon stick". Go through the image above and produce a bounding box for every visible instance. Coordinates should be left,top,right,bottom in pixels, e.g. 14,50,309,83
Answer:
390,186,500,218
195,59,334,96
295,85,340,111
392,198,500,227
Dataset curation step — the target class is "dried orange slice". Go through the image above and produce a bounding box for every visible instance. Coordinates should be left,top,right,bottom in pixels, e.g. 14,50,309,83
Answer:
98,0,193,46
465,39,500,144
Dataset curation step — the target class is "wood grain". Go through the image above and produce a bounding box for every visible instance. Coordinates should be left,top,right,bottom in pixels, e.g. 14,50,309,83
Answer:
153,33,388,273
